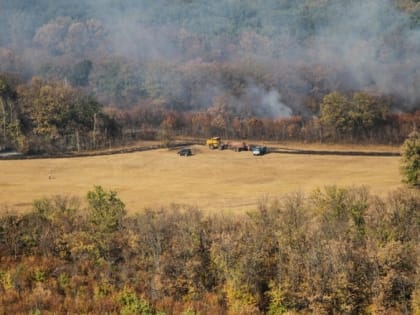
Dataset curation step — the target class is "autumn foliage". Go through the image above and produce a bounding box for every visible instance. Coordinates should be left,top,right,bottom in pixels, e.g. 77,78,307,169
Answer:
0,70,419,155
0,186,418,314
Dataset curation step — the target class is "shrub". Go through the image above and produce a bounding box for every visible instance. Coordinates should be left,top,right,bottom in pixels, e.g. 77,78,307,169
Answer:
400,131,420,186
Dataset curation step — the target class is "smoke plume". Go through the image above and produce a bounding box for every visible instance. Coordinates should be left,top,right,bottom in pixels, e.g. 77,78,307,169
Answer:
0,0,419,113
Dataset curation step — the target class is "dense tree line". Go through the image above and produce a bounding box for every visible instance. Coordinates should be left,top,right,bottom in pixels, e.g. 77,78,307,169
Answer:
0,0,419,153
1,68,419,153
0,73,120,153
0,186,418,314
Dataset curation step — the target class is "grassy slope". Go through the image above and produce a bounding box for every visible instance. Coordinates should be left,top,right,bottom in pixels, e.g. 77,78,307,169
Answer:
0,144,402,214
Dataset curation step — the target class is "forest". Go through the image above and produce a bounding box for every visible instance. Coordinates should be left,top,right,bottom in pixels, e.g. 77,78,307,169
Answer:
0,1,419,314
0,186,419,314
0,0,420,153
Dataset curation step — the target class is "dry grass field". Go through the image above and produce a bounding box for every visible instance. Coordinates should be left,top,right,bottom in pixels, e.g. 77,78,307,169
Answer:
0,144,403,214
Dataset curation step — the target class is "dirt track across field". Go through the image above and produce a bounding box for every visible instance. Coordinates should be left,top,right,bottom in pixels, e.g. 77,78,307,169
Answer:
0,140,401,160
0,143,403,215
269,147,400,156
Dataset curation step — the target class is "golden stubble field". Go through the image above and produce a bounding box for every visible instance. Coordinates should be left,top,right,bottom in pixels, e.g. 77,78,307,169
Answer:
0,144,403,214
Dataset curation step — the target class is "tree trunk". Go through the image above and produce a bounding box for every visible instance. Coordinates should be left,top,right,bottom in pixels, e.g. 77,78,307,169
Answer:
0,99,6,146
93,113,97,149
75,129,80,152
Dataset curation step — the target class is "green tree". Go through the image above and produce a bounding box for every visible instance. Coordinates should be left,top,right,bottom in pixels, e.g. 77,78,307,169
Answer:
400,131,420,186
87,186,126,234
85,186,127,264
57,94,101,138
319,91,351,140
117,287,154,315
320,91,390,141
350,92,389,139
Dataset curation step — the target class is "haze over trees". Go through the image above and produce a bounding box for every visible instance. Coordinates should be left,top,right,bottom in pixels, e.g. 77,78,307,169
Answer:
0,0,419,152
0,2,419,314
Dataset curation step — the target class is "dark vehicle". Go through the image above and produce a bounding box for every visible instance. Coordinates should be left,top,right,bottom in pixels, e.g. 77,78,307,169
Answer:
177,148,192,156
227,141,248,152
251,146,267,156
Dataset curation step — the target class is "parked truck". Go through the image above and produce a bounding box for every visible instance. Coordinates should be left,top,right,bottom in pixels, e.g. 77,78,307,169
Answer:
206,137,248,151
251,145,267,156
227,141,248,152
206,137,222,149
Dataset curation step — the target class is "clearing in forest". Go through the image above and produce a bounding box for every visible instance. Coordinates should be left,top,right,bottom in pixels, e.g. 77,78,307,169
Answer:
0,144,403,214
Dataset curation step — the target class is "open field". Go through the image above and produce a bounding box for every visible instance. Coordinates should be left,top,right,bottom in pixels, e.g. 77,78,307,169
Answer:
0,144,403,214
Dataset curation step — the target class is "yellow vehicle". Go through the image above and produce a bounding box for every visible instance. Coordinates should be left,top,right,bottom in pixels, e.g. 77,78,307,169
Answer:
206,137,221,149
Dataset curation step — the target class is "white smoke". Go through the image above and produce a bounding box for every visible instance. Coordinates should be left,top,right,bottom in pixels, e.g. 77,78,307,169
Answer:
244,86,292,118
261,90,292,118
1,0,419,111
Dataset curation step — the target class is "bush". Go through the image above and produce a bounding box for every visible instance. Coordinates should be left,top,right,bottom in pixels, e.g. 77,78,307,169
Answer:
400,131,420,186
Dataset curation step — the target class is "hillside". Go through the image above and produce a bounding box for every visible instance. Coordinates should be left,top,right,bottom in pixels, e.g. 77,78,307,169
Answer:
0,1,419,154
0,0,419,111
0,2,419,314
